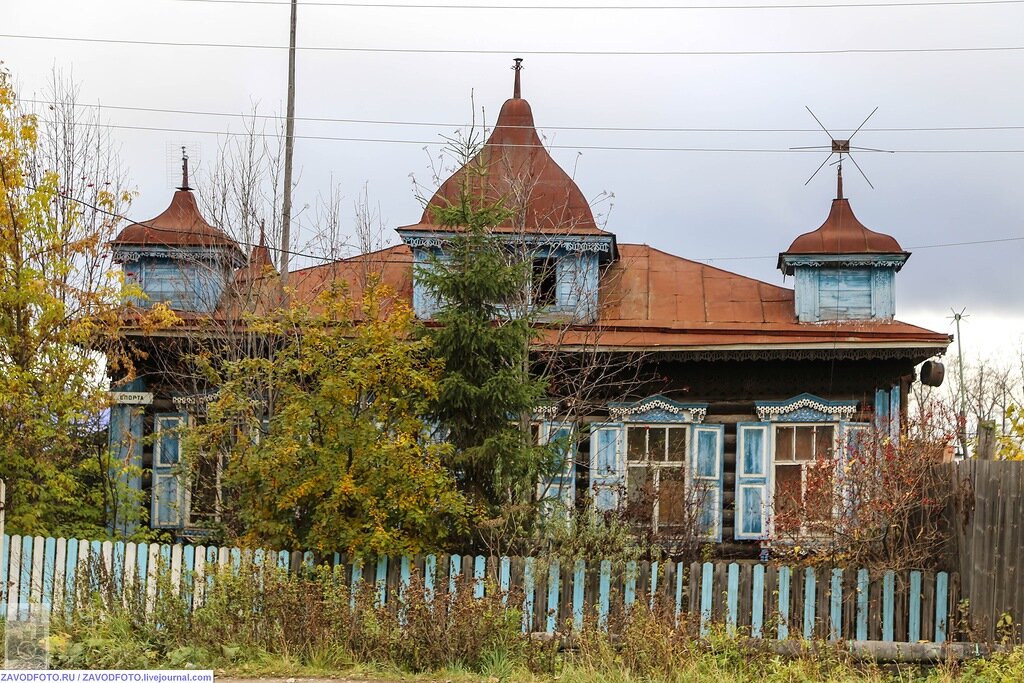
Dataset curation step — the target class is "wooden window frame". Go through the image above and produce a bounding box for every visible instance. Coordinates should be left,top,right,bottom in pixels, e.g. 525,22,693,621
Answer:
625,424,689,534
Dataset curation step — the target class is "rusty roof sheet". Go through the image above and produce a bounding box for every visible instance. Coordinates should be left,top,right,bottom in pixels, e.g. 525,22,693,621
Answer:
782,198,906,257
111,189,243,254
399,95,607,236
282,242,948,350
290,244,414,320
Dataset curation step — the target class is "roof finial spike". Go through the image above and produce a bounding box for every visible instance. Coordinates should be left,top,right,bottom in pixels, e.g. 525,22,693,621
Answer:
512,57,523,99
258,219,267,247
836,158,844,200
179,146,191,191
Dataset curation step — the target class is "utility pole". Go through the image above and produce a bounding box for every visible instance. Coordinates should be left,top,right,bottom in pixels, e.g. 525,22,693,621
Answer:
950,307,969,457
279,0,297,288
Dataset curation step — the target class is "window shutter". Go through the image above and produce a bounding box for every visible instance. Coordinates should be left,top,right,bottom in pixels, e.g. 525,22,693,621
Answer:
691,424,724,542
538,421,576,509
588,423,623,511
151,413,186,529
735,422,771,540
838,421,870,514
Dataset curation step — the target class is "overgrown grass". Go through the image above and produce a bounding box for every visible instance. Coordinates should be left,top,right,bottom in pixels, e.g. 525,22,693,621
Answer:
3,562,1022,682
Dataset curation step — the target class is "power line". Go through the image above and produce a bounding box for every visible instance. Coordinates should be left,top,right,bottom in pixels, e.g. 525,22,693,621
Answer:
25,98,1024,135
40,119,1024,153
33,186,1024,266
695,234,1024,262
168,0,1024,9
6,32,1024,56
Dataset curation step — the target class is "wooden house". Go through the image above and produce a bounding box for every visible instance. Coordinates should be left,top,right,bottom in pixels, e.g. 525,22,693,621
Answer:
107,67,950,554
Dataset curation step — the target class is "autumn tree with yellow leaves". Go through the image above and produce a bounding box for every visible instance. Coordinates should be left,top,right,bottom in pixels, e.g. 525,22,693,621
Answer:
0,68,173,536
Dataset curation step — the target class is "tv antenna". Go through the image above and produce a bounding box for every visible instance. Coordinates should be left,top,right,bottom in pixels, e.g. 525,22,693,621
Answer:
792,106,892,192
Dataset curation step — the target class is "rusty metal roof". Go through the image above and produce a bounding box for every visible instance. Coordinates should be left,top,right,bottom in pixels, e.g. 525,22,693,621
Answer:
286,242,948,351
111,189,243,255
781,197,906,258
399,67,607,236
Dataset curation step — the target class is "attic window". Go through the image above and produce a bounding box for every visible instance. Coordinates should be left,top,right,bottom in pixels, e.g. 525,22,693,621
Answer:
532,257,557,307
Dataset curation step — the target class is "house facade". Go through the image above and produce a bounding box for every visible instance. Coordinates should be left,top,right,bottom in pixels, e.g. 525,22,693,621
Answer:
107,66,950,553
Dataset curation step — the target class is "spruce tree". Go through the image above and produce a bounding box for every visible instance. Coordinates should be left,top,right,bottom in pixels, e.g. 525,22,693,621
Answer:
418,184,555,542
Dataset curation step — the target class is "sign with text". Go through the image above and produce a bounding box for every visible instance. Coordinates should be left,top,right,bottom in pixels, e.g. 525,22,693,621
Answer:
110,391,153,405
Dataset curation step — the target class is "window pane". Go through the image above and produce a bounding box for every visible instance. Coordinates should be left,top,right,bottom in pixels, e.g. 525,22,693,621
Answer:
627,428,646,461
742,428,765,475
740,485,764,537
667,428,687,462
649,427,666,461
626,466,653,526
774,465,802,532
775,427,794,461
805,461,834,524
658,468,686,530
697,430,719,478
815,425,835,459
795,427,815,461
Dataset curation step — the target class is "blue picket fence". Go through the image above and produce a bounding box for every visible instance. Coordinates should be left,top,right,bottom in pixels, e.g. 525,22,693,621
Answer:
0,534,958,643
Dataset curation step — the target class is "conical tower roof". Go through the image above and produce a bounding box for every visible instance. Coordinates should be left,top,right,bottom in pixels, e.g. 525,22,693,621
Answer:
400,61,606,236
111,153,244,260
779,167,908,275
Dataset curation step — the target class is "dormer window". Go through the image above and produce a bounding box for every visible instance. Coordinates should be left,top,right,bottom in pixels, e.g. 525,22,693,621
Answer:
532,256,558,307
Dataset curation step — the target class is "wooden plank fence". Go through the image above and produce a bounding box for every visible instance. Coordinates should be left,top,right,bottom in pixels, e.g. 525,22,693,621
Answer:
0,533,959,644
952,460,1024,643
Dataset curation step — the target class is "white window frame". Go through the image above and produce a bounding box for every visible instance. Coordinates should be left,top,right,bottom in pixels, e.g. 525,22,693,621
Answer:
625,423,689,534
770,422,840,538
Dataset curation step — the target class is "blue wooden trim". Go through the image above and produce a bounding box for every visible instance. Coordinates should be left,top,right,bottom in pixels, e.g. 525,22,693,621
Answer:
499,556,510,605
546,560,560,633
882,570,895,641
523,557,535,633
856,569,869,641
135,542,148,594
875,389,890,433
935,572,948,643
112,541,126,599
91,539,104,593
573,559,585,630
624,561,637,609
648,561,659,611
735,423,770,540
65,539,80,619
674,563,685,625
182,545,195,609
726,563,739,636
42,537,57,615
424,555,436,604
19,535,32,620
598,560,611,630
803,567,816,640
751,564,765,638
350,560,363,611
830,569,843,641
889,384,901,436
909,571,922,642
449,554,462,596
400,556,412,596
755,393,858,419
206,546,218,590
778,567,791,640
607,395,709,422
375,556,388,606
474,555,486,599
1,534,9,617
699,562,713,637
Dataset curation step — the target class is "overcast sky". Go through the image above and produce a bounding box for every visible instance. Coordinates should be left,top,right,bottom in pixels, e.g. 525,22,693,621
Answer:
5,0,1024,362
